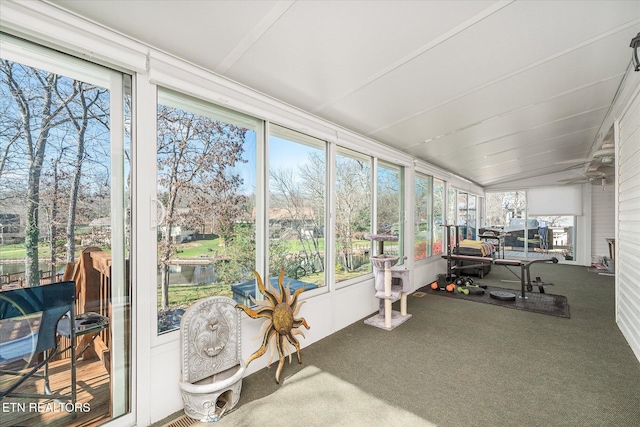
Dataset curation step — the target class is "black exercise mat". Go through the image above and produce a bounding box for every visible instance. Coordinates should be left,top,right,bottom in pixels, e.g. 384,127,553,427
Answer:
416,285,570,318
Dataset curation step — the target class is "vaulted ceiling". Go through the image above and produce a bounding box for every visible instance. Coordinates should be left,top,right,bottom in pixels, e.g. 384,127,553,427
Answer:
50,0,640,188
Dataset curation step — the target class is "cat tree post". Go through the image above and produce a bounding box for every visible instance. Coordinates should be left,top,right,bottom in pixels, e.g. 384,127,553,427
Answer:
363,234,412,331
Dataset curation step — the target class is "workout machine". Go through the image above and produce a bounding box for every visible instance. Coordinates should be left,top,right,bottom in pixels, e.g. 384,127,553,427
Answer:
441,225,558,299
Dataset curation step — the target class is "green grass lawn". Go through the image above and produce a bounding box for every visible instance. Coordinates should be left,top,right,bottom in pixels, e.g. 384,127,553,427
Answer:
0,244,32,259
174,238,224,258
0,242,53,260
173,236,364,259
0,242,110,261
3,234,382,263
158,283,233,310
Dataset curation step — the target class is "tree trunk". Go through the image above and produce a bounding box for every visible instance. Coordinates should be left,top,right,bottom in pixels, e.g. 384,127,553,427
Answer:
1,63,76,287
49,161,59,281
66,143,83,263
160,189,179,311
66,84,90,263
24,185,41,287
160,262,170,311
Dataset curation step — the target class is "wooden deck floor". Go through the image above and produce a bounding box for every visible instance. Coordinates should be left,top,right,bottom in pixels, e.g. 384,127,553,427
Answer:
1,356,111,427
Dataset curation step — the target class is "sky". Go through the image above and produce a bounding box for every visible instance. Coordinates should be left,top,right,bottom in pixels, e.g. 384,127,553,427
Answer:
234,133,323,196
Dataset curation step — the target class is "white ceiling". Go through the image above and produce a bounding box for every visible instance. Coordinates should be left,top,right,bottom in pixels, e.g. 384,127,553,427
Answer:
49,0,640,188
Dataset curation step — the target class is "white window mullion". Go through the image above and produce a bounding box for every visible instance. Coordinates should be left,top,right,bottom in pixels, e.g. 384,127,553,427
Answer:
109,70,127,419
326,140,337,291
257,121,269,283
371,158,379,254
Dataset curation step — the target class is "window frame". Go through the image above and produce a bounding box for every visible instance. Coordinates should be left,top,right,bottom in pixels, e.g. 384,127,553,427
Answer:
267,123,329,298
432,177,445,257
414,173,433,263
376,160,404,261
334,146,374,288
154,86,262,336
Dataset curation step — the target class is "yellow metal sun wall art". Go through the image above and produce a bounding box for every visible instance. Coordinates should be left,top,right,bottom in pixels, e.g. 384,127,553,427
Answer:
236,268,310,383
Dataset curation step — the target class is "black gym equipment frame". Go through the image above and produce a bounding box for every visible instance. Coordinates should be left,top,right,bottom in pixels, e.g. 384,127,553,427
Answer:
441,225,558,299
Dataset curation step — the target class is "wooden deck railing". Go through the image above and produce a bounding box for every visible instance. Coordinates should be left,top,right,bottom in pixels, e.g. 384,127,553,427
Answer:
58,247,113,371
1,247,123,374
0,270,64,289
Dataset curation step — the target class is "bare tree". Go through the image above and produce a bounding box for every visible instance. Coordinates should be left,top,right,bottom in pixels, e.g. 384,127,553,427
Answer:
335,156,370,271
62,81,109,262
485,191,526,227
1,59,111,285
156,105,246,311
40,146,68,279
377,166,401,235
270,166,324,275
0,60,77,286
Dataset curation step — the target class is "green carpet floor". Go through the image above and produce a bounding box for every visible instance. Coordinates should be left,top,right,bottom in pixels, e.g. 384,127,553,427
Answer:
170,264,640,427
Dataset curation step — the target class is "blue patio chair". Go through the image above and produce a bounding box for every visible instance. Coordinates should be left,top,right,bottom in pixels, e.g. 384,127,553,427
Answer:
0,281,77,402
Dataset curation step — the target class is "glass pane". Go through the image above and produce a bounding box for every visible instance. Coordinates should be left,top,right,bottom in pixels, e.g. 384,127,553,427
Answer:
457,192,468,241
484,191,527,256
0,52,130,424
376,162,402,258
156,88,258,333
335,148,371,282
432,178,444,255
468,195,476,240
447,187,456,226
414,174,432,261
486,192,575,261
268,125,325,290
528,215,575,261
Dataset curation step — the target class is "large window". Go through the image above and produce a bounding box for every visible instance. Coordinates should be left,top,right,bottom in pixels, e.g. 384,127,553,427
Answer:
377,162,403,258
468,194,477,240
485,191,575,261
447,186,456,247
335,148,372,282
432,178,445,255
156,88,258,334
457,192,468,241
529,215,576,260
268,125,325,289
414,174,432,261
485,191,526,230
456,192,477,240
0,37,131,424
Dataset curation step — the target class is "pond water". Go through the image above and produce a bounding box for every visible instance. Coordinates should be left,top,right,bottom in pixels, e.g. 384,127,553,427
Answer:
157,264,217,286
0,262,64,275
0,261,66,284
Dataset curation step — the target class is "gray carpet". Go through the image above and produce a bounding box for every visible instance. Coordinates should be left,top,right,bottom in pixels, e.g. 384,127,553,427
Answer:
213,365,436,427
160,264,640,427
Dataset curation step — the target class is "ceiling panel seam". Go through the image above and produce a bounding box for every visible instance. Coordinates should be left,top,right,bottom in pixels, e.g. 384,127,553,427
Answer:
215,1,295,75
366,19,640,139
419,107,608,158
405,74,624,149
480,166,584,187
309,0,514,114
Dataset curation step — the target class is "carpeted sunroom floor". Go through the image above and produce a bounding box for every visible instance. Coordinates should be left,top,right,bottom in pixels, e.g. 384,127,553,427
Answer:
157,263,640,427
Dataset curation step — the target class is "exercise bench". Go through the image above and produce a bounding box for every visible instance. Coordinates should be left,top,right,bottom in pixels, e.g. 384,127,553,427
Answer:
442,254,558,298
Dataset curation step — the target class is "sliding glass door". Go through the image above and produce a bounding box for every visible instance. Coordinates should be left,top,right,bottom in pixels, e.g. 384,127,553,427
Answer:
0,34,131,425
